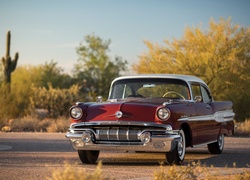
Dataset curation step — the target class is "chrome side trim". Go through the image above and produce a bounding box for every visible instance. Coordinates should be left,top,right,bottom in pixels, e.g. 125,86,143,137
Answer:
192,140,217,148
178,110,235,123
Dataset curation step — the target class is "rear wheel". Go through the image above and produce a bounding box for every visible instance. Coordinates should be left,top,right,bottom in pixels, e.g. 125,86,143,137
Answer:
207,134,224,154
166,129,186,165
78,150,100,164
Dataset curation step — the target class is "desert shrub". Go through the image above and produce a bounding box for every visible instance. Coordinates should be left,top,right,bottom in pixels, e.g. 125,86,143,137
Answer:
10,116,41,132
38,118,53,132
234,169,250,180
154,162,205,180
46,117,70,133
0,84,27,121
5,116,70,132
29,84,80,118
47,161,113,180
48,161,250,180
154,162,250,180
235,119,250,136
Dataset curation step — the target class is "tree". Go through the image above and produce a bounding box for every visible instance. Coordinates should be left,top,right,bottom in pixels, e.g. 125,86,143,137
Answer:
73,34,127,100
133,18,250,121
39,60,74,89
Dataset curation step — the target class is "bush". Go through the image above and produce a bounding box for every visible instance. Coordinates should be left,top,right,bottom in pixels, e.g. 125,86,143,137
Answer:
48,161,250,180
2,116,70,133
0,84,27,120
154,162,205,180
10,116,40,132
154,162,250,180
235,119,250,136
46,117,70,133
47,161,113,180
29,84,80,118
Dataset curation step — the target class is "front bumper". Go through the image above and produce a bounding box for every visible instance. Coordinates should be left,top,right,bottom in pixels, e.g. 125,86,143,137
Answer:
65,121,181,152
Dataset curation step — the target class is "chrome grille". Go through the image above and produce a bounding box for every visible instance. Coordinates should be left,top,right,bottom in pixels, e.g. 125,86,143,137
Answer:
71,122,170,143
96,127,141,141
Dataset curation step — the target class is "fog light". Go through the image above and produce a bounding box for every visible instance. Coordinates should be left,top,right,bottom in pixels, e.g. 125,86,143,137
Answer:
166,124,173,131
81,131,92,143
72,139,84,147
139,132,151,144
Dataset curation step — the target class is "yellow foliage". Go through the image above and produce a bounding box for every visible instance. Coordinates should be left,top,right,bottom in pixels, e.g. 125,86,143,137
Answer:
133,17,250,121
134,18,250,92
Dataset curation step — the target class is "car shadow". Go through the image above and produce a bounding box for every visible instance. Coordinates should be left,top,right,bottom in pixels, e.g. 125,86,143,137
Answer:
189,152,250,168
97,149,250,168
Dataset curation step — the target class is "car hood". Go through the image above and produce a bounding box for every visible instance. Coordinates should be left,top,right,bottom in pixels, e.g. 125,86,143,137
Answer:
84,98,186,123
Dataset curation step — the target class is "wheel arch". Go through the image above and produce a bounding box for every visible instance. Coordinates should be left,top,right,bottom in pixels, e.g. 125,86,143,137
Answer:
180,123,192,147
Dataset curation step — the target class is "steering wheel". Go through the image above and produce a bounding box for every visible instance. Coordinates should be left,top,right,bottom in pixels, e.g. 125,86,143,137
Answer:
162,91,185,100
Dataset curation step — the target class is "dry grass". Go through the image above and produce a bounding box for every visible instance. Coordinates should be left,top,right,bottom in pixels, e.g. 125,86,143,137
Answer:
47,161,113,180
154,162,206,180
46,118,70,132
3,116,70,133
154,162,250,180
235,119,250,136
47,161,250,180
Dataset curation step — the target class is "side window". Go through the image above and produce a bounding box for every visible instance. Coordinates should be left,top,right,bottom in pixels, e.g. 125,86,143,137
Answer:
191,84,202,101
201,86,212,103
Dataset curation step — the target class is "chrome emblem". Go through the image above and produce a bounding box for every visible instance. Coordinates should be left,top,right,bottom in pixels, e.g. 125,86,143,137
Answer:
115,111,123,118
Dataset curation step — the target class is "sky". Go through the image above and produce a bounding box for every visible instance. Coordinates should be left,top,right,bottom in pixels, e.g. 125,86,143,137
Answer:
0,0,250,74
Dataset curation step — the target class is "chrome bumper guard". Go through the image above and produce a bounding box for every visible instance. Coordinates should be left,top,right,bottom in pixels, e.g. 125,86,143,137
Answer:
65,122,181,152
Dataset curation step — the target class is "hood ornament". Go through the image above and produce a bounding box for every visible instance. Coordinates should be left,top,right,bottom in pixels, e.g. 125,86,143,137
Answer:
115,111,123,118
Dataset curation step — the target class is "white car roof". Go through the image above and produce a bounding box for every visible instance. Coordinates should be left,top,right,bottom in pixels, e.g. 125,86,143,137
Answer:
113,74,207,85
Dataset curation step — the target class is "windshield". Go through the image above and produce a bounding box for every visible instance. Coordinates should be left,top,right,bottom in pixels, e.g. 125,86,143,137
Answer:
109,78,190,100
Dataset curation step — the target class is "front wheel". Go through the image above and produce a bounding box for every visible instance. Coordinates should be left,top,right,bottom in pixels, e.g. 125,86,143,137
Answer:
207,134,224,154
166,129,186,165
78,150,100,164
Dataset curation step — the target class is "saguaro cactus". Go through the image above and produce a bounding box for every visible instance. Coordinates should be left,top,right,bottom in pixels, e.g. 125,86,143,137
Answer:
1,31,19,92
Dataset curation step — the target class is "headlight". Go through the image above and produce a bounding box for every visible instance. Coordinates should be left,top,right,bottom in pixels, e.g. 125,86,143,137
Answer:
70,107,83,120
157,108,171,121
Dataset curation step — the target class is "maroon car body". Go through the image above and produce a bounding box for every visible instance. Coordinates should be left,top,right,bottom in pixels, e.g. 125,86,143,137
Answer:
66,74,235,165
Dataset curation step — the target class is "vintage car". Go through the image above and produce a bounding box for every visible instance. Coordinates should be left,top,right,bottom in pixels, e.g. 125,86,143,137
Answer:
65,74,235,165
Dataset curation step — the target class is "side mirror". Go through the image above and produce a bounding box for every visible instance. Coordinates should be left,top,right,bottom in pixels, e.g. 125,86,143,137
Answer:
96,96,103,103
194,96,202,102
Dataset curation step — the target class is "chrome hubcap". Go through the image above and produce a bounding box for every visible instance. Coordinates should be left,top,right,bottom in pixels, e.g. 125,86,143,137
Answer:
178,132,185,157
178,140,183,156
218,134,224,150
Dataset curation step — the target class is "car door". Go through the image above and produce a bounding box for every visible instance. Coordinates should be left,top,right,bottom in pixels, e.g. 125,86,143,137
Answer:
191,83,218,145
